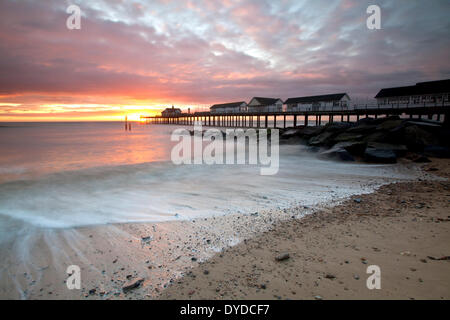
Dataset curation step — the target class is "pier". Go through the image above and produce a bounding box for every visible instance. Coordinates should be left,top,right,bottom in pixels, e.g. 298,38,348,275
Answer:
141,104,450,128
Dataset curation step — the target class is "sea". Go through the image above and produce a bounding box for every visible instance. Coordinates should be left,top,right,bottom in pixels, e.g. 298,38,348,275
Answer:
0,121,419,298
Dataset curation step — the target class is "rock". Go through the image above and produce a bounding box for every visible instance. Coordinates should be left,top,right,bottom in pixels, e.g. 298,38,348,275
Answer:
364,147,397,163
354,198,362,203
333,132,363,143
325,274,336,280
363,131,389,143
324,122,353,132
314,295,323,300
367,142,408,156
333,141,367,155
122,278,144,292
203,270,210,275
346,123,378,133
357,117,376,125
280,128,303,139
423,145,450,158
376,119,403,131
299,126,325,137
406,120,442,128
404,125,439,151
318,147,355,162
308,131,335,146
275,253,290,261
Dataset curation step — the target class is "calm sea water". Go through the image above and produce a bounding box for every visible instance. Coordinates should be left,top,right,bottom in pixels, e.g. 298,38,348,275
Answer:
0,121,415,234
0,121,422,299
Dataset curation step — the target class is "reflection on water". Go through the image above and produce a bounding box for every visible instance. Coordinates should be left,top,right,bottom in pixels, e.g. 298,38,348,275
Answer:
0,122,172,183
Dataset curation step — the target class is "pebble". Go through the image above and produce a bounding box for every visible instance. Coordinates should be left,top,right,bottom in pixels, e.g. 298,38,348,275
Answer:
275,253,290,261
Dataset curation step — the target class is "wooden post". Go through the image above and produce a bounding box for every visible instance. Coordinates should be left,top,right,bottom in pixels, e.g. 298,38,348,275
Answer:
444,113,450,127
265,115,268,128
293,115,297,127
283,115,286,128
304,114,308,127
274,115,277,128
319,115,322,125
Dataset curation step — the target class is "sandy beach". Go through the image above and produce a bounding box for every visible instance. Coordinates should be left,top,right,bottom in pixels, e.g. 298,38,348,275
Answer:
1,158,447,300
159,158,450,300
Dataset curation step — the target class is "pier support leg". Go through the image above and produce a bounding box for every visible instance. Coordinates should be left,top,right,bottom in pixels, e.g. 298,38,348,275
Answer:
283,115,286,128
444,113,450,127
304,115,308,127
274,115,277,128
294,115,297,127
265,115,268,128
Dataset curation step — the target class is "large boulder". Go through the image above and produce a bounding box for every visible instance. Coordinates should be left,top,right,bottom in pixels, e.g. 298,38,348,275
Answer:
404,125,439,151
346,123,378,133
367,142,408,156
318,147,355,162
405,120,442,128
333,141,367,155
364,147,397,163
376,119,403,131
333,132,363,143
323,122,353,133
300,126,325,137
363,131,389,143
280,128,304,139
308,131,335,146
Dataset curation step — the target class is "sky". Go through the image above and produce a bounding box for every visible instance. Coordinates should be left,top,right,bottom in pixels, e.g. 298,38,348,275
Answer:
0,0,449,121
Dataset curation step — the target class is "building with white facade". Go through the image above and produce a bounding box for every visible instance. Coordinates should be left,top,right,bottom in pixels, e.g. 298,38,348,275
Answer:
375,79,450,106
284,93,351,112
247,97,283,112
210,101,247,113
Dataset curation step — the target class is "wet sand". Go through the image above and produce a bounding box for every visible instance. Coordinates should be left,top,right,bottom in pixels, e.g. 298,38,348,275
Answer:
1,159,448,300
159,159,450,300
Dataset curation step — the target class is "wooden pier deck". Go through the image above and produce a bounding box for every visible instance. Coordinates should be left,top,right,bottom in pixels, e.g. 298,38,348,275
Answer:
141,104,450,128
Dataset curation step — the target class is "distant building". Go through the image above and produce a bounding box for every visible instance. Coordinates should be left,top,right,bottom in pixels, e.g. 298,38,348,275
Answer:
375,79,450,106
210,101,247,114
161,106,182,117
284,93,351,112
247,97,283,112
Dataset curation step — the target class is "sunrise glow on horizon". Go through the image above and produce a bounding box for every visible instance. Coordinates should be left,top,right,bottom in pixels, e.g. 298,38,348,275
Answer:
1,0,449,122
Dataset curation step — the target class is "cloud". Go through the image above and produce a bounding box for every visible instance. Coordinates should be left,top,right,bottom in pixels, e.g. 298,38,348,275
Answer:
0,0,449,120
